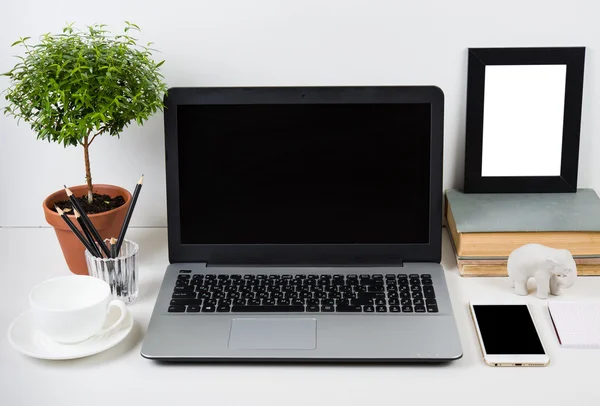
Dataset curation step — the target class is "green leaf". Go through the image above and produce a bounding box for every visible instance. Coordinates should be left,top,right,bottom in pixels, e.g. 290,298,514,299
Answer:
10,37,29,47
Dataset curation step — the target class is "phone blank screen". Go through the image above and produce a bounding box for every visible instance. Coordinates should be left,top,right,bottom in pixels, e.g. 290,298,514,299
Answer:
473,305,545,355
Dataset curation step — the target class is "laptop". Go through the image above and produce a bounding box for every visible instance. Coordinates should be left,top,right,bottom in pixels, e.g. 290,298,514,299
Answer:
141,86,463,362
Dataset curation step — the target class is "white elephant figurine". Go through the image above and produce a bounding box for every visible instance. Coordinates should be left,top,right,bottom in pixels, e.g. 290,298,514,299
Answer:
507,244,577,299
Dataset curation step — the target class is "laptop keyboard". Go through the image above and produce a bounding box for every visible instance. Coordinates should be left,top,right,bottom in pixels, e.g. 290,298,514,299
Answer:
168,272,438,314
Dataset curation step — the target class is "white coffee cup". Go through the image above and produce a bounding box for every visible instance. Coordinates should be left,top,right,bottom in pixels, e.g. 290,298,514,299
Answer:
30,275,127,344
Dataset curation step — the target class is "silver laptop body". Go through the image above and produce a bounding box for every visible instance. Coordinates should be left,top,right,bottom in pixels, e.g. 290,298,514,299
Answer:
141,86,463,362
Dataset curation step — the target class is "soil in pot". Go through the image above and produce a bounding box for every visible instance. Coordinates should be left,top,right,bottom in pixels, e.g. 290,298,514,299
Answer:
53,193,126,214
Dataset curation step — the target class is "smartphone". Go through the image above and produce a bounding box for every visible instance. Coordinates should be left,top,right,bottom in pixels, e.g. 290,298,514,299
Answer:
469,302,550,367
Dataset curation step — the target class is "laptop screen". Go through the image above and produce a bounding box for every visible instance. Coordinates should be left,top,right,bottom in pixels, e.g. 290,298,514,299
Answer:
177,103,431,245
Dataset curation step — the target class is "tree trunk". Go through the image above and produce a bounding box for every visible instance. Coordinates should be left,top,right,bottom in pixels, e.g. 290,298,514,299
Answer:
83,135,93,204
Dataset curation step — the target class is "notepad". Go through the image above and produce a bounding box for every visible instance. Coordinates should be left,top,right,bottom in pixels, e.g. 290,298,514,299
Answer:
548,301,600,348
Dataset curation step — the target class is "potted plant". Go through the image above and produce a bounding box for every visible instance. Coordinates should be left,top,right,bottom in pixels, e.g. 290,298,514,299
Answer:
2,22,168,274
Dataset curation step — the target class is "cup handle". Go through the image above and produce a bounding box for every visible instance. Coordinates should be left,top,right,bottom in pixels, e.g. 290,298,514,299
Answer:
96,300,128,336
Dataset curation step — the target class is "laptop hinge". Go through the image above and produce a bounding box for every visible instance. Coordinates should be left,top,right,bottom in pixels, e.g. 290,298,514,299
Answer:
206,258,404,267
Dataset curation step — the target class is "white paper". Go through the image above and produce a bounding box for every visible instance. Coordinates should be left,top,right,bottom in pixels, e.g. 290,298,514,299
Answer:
481,64,567,177
548,301,600,348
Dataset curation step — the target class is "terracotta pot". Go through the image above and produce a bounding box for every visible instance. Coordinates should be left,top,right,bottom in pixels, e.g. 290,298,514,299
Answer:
43,184,132,275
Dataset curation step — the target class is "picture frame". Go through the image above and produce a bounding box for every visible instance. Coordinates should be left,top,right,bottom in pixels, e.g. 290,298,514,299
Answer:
463,47,585,193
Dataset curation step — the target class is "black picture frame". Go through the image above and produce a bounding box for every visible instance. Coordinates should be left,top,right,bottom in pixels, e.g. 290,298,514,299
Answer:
464,47,585,193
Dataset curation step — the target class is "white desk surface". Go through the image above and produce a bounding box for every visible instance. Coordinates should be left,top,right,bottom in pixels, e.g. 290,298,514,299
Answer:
1,227,600,405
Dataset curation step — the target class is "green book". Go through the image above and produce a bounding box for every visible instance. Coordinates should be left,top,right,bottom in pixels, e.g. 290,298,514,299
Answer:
445,188,600,233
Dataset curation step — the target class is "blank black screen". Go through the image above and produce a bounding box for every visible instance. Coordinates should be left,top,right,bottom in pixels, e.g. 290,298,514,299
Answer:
473,305,545,355
177,103,431,244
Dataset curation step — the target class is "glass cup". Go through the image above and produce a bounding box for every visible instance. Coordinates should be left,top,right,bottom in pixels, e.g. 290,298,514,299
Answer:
85,239,139,304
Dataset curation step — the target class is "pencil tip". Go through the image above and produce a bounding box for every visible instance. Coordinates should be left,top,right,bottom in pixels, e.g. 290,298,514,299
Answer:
64,186,73,196
138,175,144,184
73,209,80,217
110,237,117,244
55,205,64,215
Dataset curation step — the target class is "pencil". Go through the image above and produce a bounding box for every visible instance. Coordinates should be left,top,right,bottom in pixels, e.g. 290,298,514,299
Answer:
114,175,143,255
55,206,98,256
110,237,118,258
74,209,101,257
64,186,111,258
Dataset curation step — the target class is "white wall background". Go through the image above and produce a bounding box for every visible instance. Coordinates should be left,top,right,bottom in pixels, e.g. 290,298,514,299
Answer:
0,0,597,227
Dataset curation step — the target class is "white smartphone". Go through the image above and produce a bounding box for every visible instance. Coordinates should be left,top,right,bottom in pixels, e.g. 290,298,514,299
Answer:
469,302,550,367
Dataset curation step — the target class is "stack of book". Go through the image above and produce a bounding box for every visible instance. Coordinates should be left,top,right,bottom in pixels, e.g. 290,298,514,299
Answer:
445,188,600,276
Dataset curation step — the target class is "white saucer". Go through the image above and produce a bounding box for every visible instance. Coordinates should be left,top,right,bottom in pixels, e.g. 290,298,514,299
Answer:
7,307,134,360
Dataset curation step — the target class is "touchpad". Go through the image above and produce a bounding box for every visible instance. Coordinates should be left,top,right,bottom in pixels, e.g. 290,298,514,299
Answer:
228,318,317,350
